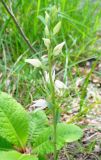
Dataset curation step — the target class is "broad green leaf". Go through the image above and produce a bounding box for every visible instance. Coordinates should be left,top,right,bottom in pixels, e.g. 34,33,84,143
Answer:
29,110,48,143
0,136,13,151
20,154,38,160
38,155,47,160
0,151,21,160
57,123,83,143
0,92,29,148
33,123,83,155
0,151,38,160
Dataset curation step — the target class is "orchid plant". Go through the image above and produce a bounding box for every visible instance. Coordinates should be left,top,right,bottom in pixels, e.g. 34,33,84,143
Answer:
25,6,83,160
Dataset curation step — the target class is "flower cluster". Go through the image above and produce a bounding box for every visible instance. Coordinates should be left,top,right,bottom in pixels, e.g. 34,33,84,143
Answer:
25,6,67,108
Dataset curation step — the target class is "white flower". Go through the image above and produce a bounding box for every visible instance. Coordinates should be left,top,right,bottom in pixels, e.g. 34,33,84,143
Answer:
25,58,42,68
44,68,67,96
44,68,55,83
53,21,61,35
53,41,65,56
33,99,47,110
42,38,50,49
44,71,50,83
55,80,67,89
55,80,67,96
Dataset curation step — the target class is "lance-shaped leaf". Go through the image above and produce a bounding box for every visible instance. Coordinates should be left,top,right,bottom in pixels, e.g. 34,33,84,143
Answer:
53,42,65,56
0,92,29,148
0,151,38,160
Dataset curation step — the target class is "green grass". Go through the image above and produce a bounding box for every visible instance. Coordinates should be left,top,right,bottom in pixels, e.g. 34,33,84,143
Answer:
0,0,101,107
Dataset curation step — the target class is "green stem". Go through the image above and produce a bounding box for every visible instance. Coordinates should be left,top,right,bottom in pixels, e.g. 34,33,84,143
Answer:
48,49,57,160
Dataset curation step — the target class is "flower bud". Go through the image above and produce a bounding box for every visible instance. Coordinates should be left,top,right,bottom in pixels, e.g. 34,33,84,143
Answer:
42,38,50,49
55,80,67,96
53,41,65,56
25,58,42,68
55,80,67,89
44,68,55,83
45,25,49,36
45,11,50,24
53,21,61,35
51,6,58,21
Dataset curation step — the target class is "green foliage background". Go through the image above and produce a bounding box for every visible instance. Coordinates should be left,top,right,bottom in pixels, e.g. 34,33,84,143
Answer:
0,0,101,105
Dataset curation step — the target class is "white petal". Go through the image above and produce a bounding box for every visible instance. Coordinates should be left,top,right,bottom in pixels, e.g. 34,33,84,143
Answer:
55,80,67,89
44,68,55,83
44,71,50,83
53,41,65,56
52,68,56,82
33,99,47,109
25,58,42,67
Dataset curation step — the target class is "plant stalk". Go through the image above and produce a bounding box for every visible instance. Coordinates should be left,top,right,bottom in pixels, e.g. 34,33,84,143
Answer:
48,49,57,160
